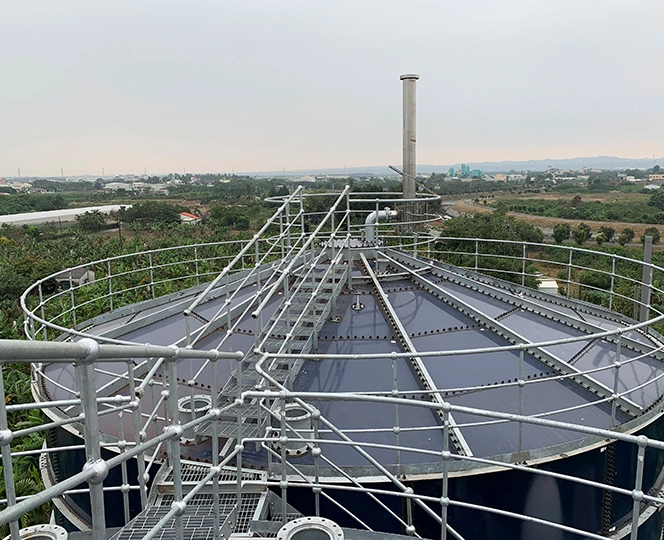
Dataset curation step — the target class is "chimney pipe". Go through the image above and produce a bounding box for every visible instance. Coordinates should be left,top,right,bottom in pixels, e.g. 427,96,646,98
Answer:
400,74,419,201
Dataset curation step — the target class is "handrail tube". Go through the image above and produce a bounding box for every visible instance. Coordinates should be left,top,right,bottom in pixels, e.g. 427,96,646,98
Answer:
251,186,350,319
244,389,664,451
0,340,242,363
184,186,305,315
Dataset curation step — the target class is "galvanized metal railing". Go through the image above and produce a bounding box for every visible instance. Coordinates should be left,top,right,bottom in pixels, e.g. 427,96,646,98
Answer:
0,339,242,540
5,326,664,538
5,337,664,539
9,189,664,539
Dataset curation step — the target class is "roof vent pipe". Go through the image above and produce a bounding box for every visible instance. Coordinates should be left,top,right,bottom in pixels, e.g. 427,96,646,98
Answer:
365,207,398,243
401,73,419,201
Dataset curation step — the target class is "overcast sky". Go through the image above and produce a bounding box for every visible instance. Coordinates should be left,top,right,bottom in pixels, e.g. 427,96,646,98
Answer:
1,1,663,177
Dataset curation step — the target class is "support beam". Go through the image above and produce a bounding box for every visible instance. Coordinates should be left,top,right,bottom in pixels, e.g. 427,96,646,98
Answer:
358,253,473,456
386,249,664,363
384,253,642,418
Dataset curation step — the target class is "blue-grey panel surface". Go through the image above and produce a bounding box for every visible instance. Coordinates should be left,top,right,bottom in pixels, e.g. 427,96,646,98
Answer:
574,341,664,408
447,377,626,456
499,310,592,360
118,312,200,345
88,313,137,336
306,398,447,466
319,291,393,340
575,312,622,330
520,296,585,320
291,339,446,466
388,289,475,334
622,329,659,348
234,293,282,333
194,327,256,355
431,279,513,319
411,331,548,390
43,363,78,401
300,339,421,393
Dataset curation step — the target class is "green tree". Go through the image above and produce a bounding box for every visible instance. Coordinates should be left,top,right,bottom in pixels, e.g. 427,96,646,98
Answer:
553,223,571,244
620,228,635,245
598,226,615,242
76,210,107,232
641,227,661,245
117,202,184,227
648,190,664,211
573,223,591,245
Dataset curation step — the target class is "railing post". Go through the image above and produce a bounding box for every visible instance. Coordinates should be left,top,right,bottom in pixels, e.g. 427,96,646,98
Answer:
76,339,108,540
117,408,131,524
441,405,451,540
280,212,285,259
0,362,21,540
286,201,292,249
392,351,401,469
148,253,156,299
107,260,113,312
127,359,148,508
567,249,573,299
69,270,77,329
346,234,354,291
629,442,647,540
474,239,479,271
611,336,622,428
236,354,244,522
609,256,616,311
518,348,525,452
166,349,184,540
313,407,321,517
640,236,653,324
521,242,527,287
280,393,288,526
211,352,221,540
38,284,47,340
194,247,200,286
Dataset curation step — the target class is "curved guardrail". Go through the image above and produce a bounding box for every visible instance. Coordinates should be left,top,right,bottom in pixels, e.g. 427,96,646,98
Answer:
1,339,664,540
20,233,664,345
10,190,664,539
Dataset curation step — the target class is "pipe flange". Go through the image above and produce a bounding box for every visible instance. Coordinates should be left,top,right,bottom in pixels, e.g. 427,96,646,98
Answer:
2,524,68,540
277,517,343,540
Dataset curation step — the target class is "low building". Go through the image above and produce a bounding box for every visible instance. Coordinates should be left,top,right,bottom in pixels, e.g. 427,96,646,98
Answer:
538,278,559,295
103,182,132,191
53,267,96,288
179,212,202,224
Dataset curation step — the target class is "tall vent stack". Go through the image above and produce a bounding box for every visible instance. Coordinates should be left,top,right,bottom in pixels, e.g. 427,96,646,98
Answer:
401,74,419,201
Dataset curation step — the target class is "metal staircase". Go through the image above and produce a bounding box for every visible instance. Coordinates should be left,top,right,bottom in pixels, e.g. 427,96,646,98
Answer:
196,258,349,448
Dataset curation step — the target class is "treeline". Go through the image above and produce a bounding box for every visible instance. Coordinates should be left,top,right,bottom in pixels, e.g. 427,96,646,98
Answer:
0,194,68,215
494,196,664,224
424,177,516,196
434,210,544,287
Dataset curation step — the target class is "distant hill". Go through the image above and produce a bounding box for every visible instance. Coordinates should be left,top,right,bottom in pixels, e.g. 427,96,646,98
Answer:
440,156,662,173
250,156,662,177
